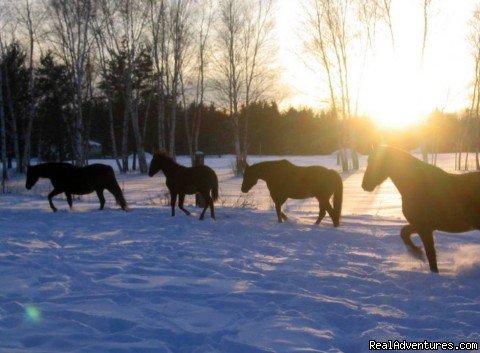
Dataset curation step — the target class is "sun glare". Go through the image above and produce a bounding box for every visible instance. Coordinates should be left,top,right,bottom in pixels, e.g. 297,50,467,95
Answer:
361,60,430,128
275,0,475,129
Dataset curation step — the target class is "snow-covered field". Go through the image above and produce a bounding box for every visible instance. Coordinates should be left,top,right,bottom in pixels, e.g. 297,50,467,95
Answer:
1,154,480,352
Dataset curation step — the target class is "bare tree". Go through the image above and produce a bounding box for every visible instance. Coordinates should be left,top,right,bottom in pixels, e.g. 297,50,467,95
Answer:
17,0,45,171
305,0,397,171
90,10,122,172
167,0,192,159
149,0,168,151
0,38,7,191
215,0,243,174
184,0,214,164
240,0,275,163
305,0,351,171
215,0,276,175
421,0,432,65
98,0,150,173
0,38,22,173
468,4,480,170
47,0,95,166
381,0,394,48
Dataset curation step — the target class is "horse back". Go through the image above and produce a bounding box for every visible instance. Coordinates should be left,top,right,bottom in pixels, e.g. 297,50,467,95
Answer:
265,163,339,199
402,169,480,232
55,164,116,194
168,165,217,194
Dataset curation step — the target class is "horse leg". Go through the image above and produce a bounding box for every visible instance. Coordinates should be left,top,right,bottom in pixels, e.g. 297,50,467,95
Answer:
178,194,191,216
400,224,424,260
418,230,439,273
66,192,73,209
315,197,326,225
273,197,286,223
96,189,106,210
199,192,212,220
48,189,63,212
170,192,177,217
324,202,338,227
209,194,216,220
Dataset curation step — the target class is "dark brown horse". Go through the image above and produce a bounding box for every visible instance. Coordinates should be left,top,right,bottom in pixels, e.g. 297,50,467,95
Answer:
26,163,128,212
241,160,343,226
362,145,480,273
148,153,219,220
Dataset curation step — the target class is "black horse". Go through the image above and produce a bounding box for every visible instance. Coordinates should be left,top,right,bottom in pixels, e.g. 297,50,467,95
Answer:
362,145,480,273
26,163,128,212
241,160,343,226
148,153,219,220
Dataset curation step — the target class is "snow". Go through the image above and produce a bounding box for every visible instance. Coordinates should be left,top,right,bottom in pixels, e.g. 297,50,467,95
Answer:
1,154,480,352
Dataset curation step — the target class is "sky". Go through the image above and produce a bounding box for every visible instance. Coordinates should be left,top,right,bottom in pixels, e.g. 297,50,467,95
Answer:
275,0,479,127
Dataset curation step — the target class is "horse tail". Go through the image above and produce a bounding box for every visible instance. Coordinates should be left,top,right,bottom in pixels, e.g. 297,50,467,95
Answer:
106,167,128,211
332,173,343,227
211,172,219,202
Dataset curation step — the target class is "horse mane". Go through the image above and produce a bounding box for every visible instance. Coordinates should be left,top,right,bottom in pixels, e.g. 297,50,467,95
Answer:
154,152,180,166
382,146,448,176
251,159,292,169
248,159,295,179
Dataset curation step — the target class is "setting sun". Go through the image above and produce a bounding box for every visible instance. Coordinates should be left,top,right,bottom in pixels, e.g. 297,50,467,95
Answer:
362,61,429,128
276,0,477,128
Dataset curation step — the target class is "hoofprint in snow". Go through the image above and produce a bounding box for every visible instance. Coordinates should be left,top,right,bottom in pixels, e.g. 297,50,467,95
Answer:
1,154,479,353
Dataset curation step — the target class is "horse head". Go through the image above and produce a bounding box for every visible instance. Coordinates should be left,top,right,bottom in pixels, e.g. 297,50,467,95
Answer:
25,166,39,190
148,152,175,177
362,146,390,192
241,163,258,193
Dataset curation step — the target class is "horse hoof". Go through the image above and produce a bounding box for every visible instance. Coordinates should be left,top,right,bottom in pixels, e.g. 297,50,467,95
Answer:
52,209,58,213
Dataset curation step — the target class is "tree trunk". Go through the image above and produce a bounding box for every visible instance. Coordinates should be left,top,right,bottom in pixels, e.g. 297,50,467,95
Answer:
130,101,148,173
3,66,21,173
22,21,36,171
169,98,177,159
105,86,123,173
184,107,194,165
193,106,201,152
121,97,130,173
156,74,166,150
232,112,242,175
0,68,8,192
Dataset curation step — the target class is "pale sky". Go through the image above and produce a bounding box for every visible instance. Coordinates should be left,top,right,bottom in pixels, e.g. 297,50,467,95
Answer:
275,0,479,127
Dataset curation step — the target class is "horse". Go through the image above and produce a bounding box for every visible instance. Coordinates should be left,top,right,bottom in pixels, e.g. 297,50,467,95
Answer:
148,153,219,220
362,145,480,273
241,160,343,226
26,163,128,212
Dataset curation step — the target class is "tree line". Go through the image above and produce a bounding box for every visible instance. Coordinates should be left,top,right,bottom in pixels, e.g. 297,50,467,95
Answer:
0,0,277,183
2,0,480,194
